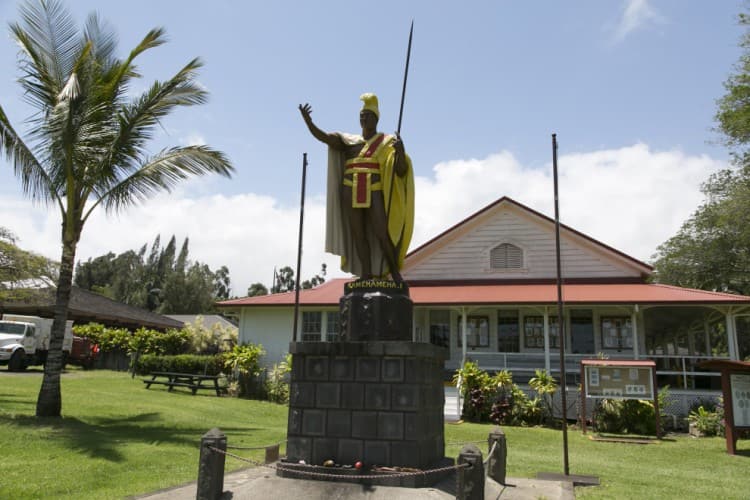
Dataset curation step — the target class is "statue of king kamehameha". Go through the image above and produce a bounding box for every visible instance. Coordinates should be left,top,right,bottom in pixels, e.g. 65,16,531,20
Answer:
299,93,414,283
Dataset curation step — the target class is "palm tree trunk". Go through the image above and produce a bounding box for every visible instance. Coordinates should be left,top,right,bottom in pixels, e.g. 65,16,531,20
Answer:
35,236,77,417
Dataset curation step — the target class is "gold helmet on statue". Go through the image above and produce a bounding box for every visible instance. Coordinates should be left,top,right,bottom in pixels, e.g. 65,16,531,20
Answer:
359,93,379,118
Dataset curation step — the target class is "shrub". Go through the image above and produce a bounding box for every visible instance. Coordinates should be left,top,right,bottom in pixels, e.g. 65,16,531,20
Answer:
73,323,130,352
529,369,558,425
453,361,495,422
134,354,223,375
688,400,725,437
72,323,191,355
183,316,238,354
453,362,557,426
222,343,266,399
266,353,291,404
131,327,190,355
593,386,670,435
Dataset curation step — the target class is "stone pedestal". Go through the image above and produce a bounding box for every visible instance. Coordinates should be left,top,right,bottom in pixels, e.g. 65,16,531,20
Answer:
281,280,450,486
284,341,447,470
339,280,413,341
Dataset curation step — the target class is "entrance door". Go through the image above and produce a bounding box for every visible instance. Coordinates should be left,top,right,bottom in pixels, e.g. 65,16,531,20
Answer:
570,313,595,354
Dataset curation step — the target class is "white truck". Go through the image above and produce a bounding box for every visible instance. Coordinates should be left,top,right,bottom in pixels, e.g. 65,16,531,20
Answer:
0,314,73,371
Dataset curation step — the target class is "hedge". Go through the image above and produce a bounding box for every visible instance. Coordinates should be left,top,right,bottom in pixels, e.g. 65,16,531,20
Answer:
134,353,224,375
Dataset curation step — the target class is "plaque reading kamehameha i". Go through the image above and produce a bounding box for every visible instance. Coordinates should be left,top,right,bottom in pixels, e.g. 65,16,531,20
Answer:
340,279,413,341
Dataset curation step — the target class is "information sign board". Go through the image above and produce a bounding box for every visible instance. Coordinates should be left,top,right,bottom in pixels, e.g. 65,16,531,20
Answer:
584,365,654,400
730,373,750,428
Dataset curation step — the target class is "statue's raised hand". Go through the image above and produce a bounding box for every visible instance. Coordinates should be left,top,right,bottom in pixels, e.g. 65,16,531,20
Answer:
299,103,313,122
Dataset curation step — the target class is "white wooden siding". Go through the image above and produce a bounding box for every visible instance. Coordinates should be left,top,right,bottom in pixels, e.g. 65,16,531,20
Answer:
404,207,642,281
240,307,293,368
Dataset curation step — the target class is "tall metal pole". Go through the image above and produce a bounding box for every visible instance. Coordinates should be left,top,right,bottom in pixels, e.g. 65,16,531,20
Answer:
553,133,570,476
292,153,308,342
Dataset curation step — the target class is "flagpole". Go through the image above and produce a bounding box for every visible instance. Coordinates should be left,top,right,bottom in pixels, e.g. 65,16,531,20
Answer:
553,133,570,476
292,153,307,342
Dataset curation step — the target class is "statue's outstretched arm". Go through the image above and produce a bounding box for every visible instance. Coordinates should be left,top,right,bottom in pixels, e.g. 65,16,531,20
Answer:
299,103,345,150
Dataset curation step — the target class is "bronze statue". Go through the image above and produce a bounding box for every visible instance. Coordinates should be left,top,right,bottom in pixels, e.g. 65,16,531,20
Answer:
299,94,414,282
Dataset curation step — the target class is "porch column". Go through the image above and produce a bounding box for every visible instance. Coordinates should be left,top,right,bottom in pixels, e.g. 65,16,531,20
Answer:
543,308,551,372
704,320,712,358
727,311,738,360
632,305,640,359
461,307,468,368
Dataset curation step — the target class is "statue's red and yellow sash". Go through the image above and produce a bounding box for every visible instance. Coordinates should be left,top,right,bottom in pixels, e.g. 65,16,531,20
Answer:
343,133,389,208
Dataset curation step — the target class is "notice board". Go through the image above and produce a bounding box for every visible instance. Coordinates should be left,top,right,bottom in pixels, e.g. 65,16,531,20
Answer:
580,359,660,437
584,364,655,400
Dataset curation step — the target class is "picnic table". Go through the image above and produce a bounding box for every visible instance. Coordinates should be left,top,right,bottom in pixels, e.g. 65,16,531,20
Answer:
142,371,226,396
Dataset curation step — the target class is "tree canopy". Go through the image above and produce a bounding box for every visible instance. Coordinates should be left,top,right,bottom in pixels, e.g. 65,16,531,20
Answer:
652,9,750,295
652,166,750,295
75,234,231,314
0,227,58,300
270,263,327,294
0,0,233,417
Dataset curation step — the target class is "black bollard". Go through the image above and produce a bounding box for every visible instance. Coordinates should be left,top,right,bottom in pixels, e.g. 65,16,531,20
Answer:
487,426,507,485
456,443,484,500
197,428,227,500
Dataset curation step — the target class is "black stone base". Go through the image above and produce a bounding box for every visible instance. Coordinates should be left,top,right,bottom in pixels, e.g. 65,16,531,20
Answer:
275,457,455,488
340,279,412,341
285,341,448,473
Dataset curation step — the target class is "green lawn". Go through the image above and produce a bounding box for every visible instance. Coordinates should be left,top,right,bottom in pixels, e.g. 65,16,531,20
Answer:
1,370,748,499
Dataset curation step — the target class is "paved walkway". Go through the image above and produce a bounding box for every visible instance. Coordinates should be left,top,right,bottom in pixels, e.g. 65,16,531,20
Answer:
138,388,577,499
137,465,575,500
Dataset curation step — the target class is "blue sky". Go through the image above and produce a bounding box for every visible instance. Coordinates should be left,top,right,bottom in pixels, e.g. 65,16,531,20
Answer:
0,0,743,293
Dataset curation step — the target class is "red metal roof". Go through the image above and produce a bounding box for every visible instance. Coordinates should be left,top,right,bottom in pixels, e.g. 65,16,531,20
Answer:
217,278,750,308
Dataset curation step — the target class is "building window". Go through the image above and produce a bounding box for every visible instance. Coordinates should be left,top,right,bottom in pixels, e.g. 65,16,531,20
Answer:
490,243,522,269
524,316,559,349
457,316,490,348
429,310,450,347
301,311,322,341
497,310,520,352
326,311,340,342
601,317,633,350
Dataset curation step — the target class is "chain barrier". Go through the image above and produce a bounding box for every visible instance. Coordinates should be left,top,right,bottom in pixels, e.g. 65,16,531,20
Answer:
483,440,498,467
209,446,470,480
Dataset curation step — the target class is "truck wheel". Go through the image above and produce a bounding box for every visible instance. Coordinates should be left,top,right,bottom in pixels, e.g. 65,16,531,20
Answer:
8,350,26,372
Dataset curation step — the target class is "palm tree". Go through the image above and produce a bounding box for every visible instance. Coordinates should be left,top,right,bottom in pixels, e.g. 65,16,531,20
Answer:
0,0,234,417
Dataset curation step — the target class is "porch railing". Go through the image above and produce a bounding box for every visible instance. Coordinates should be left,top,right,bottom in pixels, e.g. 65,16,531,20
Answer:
451,352,726,390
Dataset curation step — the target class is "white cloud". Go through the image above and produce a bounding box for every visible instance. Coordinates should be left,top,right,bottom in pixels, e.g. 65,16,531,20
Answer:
413,143,724,263
612,0,663,42
180,133,206,146
0,143,726,296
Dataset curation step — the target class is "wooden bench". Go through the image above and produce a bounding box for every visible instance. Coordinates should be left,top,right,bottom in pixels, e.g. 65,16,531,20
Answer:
142,371,226,396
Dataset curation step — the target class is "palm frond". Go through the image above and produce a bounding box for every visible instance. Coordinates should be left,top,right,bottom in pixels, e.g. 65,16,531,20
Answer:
97,58,208,182
102,28,167,103
86,145,233,218
15,0,80,98
83,12,118,69
0,104,57,206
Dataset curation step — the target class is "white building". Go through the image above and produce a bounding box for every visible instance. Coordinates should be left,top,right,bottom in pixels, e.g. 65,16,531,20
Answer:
218,197,750,408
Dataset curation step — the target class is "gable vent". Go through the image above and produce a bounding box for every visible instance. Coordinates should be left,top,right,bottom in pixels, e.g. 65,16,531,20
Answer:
490,243,523,269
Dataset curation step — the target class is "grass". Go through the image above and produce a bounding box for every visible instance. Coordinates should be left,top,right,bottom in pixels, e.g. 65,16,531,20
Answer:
1,369,749,499
0,369,287,499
